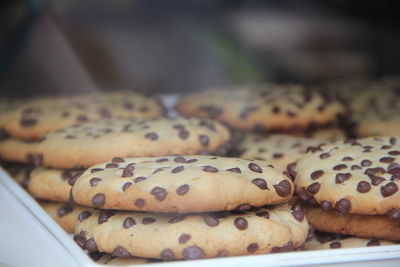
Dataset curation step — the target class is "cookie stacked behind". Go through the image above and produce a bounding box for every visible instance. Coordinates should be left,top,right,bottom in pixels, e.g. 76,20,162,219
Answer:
72,155,309,260
176,84,347,132
294,137,400,246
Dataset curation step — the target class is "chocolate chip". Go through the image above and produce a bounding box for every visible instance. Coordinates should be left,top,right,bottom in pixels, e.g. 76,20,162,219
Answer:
92,193,105,207
248,163,262,173
370,175,385,186
178,129,189,140
306,182,321,194
134,176,146,183
135,198,145,207
203,215,219,227
151,187,167,201
391,173,400,181
333,164,347,171
57,206,73,217
112,246,131,257
291,208,304,222
179,234,191,244
273,153,283,159
153,167,165,174
251,178,268,190
202,166,218,173
176,184,190,195
361,160,372,167
286,162,297,179
142,217,156,224
90,168,103,173
168,215,185,224
160,249,174,260
365,167,386,176
173,156,186,163
90,178,101,187
123,217,136,228
20,118,37,127
85,238,98,252
119,182,132,192
311,170,324,180
342,156,353,161
186,158,198,163
330,241,341,249
199,135,209,146
234,217,248,230
367,240,380,246
145,132,158,140
183,246,205,260
73,234,86,249
226,167,241,173
255,211,269,218
121,164,135,178
156,158,169,162
335,173,352,183
272,106,280,113
76,115,88,122
287,111,296,117
106,163,119,168
27,154,43,167
273,180,292,197
388,163,400,174
351,165,362,170
357,181,371,193
247,243,259,253
319,153,330,159
390,137,397,145
389,150,400,156
388,208,400,220
381,182,398,197
335,198,351,214
271,241,294,253
98,211,113,224
236,204,252,211
78,211,92,222
172,166,184,173
380,157,395,163
320,200,332,210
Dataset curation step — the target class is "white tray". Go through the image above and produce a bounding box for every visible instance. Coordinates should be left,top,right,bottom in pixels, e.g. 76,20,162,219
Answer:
1,168,400,267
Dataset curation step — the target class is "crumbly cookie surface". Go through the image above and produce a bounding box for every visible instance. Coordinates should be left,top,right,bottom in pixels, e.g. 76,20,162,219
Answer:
72,155,293,212
74,204,308,260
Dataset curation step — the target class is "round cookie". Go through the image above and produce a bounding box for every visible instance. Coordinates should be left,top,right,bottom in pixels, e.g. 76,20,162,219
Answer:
176,84,346,132
304,206,400,241
39,201,86,233
71,155,293,212
304,232,396,251
74,204,308,260
27,167,83,202
295,136,400,216
0,117,231,169
237,134,323,172
0,91,165,140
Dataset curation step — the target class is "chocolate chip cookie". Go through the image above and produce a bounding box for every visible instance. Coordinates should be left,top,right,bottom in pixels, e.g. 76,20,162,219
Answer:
0,117,231,169
176,84,346,132
74,204,308,260
71,155,293,212
295,137,400,216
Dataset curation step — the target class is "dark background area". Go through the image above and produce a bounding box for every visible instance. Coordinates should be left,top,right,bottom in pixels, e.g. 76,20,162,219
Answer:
0,0,399,96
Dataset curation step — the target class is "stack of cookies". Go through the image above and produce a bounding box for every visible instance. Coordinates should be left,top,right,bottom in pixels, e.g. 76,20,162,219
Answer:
294,136,400,246
71,155,309,260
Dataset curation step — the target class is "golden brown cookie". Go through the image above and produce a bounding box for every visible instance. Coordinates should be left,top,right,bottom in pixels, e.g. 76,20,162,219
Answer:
0,117,231,169
39,201,86,233
74,204,308,260
304,206,400,241
176,84,346,132
0,91,165,140
71,155,293,212
295,137,400,217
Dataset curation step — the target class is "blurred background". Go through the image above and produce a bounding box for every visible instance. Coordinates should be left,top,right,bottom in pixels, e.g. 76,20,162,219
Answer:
0,0,399,96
